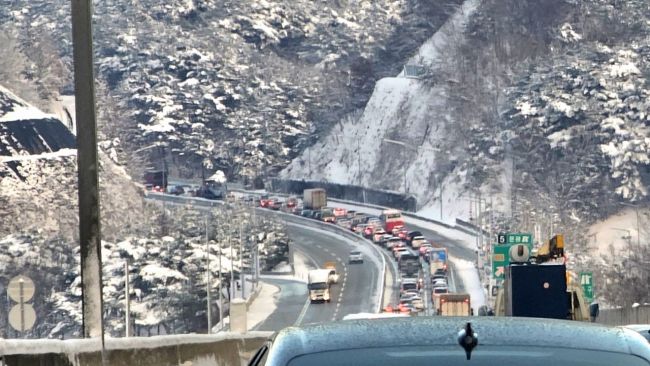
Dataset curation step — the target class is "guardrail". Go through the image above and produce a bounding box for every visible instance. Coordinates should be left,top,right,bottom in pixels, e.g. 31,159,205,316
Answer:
257,209,388,314
229,188,478,239
145,193,389,314
1,333,272,366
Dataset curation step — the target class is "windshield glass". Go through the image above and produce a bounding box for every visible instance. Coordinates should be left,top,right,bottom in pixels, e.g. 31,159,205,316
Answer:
286,346,649,366
1,0,648,362
308,283,328,290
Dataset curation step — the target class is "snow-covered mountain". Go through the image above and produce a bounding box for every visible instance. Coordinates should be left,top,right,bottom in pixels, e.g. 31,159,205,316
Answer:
1,0,462,182
283,0,650,306
0,86,292,337
283,0,649,223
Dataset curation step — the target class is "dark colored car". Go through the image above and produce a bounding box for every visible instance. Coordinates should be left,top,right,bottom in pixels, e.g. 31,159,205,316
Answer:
168,185,185,195
407,231,423,245
247,317,650,366
300,209,314,218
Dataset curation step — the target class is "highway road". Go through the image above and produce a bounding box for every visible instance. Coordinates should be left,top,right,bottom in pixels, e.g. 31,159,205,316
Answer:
145,192,470,324
144,192,386,330
254,222,382,330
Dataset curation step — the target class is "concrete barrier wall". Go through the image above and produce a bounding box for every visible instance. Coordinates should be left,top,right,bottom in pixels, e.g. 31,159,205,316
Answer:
597,305,650,326
268,178,417,212
1,333,272,366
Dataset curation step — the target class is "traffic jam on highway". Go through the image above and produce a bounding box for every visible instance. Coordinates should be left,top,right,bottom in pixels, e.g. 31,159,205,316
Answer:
255,188,471,316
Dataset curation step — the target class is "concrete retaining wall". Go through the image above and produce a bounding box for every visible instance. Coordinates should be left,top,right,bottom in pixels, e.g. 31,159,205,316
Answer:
1,333,271,366
597,305,650,326
268,178,417,212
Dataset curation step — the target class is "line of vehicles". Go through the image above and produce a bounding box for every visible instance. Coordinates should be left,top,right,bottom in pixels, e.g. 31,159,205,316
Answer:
254,188,600,323
254,188,472,315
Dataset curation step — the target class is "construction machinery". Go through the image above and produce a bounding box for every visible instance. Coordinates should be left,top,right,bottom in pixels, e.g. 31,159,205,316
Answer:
494,235,590,321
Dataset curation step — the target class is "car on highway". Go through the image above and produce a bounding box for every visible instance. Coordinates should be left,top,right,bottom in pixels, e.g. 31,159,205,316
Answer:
286,196,298,208
409,295,425,311
259,194,271,207
400,278,419,294
300,209,313,218
386,237,403,249
407,231,423,245
401,289,420,299
247,317,650,366
432,279,448,288
419,243,432,256
352,223,367,234
378,233,392,246
393,246,410,259
372,229,386,243
432,273,447,282
324,262,340,284
168,185,185,195
410,235,427,249
391,225,404,236
432,286,449,295
348,250,364,264
332,207,347,217
270,199,283,210
433,267,447,276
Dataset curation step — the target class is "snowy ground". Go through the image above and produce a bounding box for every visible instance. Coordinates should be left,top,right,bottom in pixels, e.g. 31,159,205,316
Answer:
246,282,280,331
281,0,485,213
450,258,486,314
588,207,648,258
220,250,314,332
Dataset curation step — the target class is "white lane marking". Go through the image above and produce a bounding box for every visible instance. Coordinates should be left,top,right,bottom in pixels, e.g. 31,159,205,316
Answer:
294,297,311,326
292,246,322,326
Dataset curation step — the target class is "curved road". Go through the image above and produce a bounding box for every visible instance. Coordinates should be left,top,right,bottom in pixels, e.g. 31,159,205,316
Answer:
254,223,381,330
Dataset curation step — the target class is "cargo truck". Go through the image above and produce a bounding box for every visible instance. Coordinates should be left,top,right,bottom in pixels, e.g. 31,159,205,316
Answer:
308,269,331,303
398,251,421,277
429,247,448,274
493,239,590,321
434,293,471,316
303,188,327,210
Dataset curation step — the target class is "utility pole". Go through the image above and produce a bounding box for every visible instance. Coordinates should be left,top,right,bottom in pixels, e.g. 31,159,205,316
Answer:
124,261,130,337
205,217,212,333
72,0,105,344
229,234,234,300
240,221,244,299
218,239,223,330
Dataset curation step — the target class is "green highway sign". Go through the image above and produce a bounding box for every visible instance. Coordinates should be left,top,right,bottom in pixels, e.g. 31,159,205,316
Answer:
497,233,533,251
580,272,594,303
492,244,513,280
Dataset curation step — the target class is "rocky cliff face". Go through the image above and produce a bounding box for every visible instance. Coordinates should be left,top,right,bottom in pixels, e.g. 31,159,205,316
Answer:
1,0,461,181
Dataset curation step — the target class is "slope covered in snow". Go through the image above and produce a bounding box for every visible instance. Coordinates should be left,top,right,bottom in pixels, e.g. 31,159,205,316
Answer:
281,0,486,224
1,0,462,182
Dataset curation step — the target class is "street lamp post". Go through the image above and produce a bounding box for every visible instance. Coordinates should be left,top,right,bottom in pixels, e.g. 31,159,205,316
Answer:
612,227,634,260
205,217,212,334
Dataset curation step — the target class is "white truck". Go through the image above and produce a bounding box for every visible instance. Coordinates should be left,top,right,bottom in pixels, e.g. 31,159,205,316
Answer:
308,269,331,303
303,188,327,210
